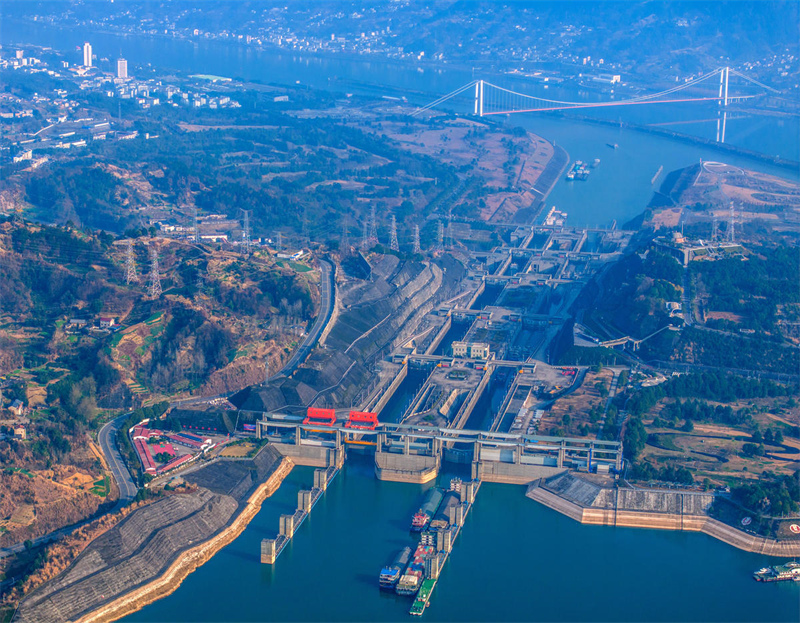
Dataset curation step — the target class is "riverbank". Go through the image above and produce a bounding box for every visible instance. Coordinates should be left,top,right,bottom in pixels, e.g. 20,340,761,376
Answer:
77,458,294,623
527,474,800,557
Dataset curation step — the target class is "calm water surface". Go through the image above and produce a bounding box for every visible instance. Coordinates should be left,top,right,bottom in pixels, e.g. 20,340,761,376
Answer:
123,458,799,622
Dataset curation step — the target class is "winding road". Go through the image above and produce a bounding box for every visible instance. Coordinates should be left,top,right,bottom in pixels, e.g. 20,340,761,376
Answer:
98,412,139,509
276,258,334,379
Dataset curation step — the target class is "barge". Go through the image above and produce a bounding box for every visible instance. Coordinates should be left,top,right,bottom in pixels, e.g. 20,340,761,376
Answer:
429,491,460,530
379,546,412,590
566,161,591,181
753,561,800,582
411,488,444,532
396,543,435,596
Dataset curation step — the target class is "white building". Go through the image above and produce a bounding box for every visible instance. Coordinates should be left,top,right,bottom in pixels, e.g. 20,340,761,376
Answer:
83,42,92,68
117,58,127,79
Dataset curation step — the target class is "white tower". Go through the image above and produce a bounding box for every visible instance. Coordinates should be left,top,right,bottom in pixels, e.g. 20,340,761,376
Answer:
117,58,128,79
83,42,92,68
413,225,421,254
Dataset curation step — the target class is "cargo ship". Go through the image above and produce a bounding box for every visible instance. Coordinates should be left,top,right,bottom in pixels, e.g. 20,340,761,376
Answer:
411,488,443,532
753,561,800,582
396,543,435,596
429,490,460,530
566,161,590,181
379,546,412,590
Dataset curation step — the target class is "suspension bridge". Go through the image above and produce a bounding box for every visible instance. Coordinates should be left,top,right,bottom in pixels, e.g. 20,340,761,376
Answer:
412,67,780,142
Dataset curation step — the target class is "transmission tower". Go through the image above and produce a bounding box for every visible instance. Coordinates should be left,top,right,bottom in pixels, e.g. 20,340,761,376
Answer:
341,217,350,255
148,247,162,298
711,217,719,243
368,205,378,246
361,220,370,249
389,215,399,252
242,210,251,254
264,357,269,385
125,239,138,285
194,208,200,243
413,224,421,254
446,208,454,249
728,202,736,243
276,231,283,252
436,221,445,252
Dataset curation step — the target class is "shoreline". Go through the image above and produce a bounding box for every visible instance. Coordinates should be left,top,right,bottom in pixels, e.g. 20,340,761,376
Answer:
76,457,295,623
528,483,800,557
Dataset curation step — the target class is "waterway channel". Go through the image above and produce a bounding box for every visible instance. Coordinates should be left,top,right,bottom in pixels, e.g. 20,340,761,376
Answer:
123,457,799,623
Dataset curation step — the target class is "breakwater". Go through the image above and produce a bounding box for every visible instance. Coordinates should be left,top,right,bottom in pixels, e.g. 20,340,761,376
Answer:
527,474,800,557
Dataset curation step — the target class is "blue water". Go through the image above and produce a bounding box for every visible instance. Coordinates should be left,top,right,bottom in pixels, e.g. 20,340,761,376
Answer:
123,458,800,622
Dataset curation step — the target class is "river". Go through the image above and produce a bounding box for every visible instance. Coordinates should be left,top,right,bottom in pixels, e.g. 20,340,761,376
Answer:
122,459,798,623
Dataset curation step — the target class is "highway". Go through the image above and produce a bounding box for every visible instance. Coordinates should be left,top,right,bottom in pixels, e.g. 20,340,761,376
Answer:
277,258,334,378
98,412,140,509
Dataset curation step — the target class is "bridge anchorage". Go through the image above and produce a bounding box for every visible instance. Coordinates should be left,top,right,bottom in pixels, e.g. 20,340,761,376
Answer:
412,67,780,143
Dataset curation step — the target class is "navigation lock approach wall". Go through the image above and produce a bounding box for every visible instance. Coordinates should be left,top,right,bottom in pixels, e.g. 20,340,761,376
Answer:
527,473,800,557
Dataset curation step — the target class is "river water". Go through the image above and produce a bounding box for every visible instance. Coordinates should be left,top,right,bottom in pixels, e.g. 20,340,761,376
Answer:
123,459,799,623
7,20,800,621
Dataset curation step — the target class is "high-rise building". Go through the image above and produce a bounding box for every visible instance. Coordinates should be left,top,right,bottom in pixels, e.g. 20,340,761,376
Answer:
83,42,92,67
117,58,128,79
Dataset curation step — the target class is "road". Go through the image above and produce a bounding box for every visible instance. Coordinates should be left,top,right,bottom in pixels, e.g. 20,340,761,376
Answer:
681,266,693,326
98,412,139,509
276,258,334,379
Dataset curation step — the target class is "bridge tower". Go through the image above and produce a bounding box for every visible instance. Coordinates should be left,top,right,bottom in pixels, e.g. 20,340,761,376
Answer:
473,79,485,117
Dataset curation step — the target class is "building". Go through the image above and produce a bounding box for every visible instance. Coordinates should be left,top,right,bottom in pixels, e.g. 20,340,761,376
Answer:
99,316,116,328
83,42,92,68
9,399,24,417
13,424,26,440
117,58,128,79
451,341,491,360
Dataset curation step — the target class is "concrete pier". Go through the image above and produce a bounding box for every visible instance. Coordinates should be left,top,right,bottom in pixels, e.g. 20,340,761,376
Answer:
261,464,340,565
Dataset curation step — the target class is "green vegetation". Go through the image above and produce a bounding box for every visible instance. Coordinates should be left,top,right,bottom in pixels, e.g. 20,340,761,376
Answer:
731,473,800,516
692,245,799,333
